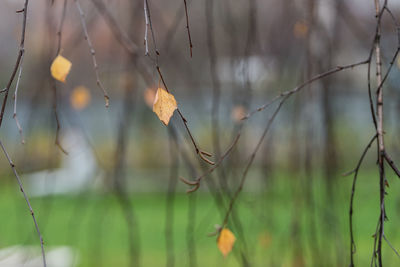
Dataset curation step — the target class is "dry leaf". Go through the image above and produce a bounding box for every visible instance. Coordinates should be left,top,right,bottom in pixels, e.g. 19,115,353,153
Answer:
71,86,91,110
51,55,72,83
152,88,177,125
217,228,236,257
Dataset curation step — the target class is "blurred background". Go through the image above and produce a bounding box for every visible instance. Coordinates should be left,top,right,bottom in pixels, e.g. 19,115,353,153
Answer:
1,0,400,266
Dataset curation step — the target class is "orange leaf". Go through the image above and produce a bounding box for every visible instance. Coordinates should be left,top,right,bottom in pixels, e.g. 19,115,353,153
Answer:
152,88,177,126
397,56,400,69
231,105,246,123
51,55,72,83
144,88,156,108
217,228,236,257
71,86,91,110
293,21,308,38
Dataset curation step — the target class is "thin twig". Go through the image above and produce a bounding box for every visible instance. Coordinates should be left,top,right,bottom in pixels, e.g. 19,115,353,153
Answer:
56,0,68,56
51,1,69,154
243,60,369,121
346,134,377,266
383,152,400,178
0,140,46,267
222,96,287,227
51,80,68,155
181,59,370,192
371,219,380,267
0,1,29,129
143,0,150,56
180,132,240,193
156,66,214,165
74,0,110,107
13,53,25,144
144,0,159,62
91,0,139,55
383,234,400,258
0,3,46,264
183,0,193,57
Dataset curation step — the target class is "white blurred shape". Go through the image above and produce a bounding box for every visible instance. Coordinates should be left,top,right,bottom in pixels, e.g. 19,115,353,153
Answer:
0,246,78,267
25,129,100,196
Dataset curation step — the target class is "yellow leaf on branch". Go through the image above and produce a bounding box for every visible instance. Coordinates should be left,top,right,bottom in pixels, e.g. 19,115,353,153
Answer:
51,55,72,83
217,228,236,257
152,88,177,126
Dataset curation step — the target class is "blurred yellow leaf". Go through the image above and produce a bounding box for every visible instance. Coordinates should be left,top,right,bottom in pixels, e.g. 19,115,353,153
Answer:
231,105,246,123
51,55,72,83
71,86,91,110
152,88,177,126
217,228,236,257
258,231,272,248
144,88,156,108
293,21,308,38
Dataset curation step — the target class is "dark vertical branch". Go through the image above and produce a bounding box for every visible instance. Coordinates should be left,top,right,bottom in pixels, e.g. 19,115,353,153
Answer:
205,0,223,179
187,193,197,267
165,127,179,267
204,0,218,124
183,0,193,57
374,1,386,266
168,125,199,267
113,76,141,267
302,1,321,265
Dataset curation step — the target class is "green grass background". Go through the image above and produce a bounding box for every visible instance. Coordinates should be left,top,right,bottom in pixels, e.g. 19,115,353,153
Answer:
0,170,400,266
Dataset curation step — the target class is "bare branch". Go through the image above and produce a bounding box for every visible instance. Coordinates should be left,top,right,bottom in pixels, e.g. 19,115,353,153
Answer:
180,132,240,193
243,60,369,121
56,0,68,55
383,152,400,179
374,1,387,265
0,1,29,129
222,96,287,227
13,53,25,144
74,0,110,107
383,234,400,258
0,140,46,267
183,0,193,57
91,0,139,55
346,134,377,266
143,0,150,56
156,66,214,165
